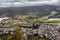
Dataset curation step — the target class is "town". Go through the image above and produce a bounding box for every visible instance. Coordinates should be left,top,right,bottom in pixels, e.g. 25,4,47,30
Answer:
0,17,60,40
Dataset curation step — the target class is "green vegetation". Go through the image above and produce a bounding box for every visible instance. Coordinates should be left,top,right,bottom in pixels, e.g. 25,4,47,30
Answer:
0,14,60,28
0,28,27,40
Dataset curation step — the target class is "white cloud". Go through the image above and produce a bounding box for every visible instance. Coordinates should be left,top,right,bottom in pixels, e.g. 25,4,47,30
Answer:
0,0,59,7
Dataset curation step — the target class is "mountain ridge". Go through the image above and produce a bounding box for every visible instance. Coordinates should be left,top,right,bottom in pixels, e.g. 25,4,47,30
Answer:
0,5,60,18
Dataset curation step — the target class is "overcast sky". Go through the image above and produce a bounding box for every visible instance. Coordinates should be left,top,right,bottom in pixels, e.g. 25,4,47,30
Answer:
0,0,60,7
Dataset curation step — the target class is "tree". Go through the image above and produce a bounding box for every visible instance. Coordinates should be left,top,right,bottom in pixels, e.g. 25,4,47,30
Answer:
13,28,27,40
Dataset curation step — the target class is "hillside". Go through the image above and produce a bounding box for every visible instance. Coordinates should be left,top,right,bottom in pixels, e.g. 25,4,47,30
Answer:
0,5,60,18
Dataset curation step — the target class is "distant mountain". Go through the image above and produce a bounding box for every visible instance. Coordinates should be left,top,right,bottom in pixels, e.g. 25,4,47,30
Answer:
0,5,60,18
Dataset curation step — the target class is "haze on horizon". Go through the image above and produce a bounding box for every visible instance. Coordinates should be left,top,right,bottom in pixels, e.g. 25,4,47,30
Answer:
0,0,60,7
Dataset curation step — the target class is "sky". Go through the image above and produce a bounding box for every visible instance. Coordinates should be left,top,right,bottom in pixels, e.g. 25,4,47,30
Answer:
0,0,60,7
